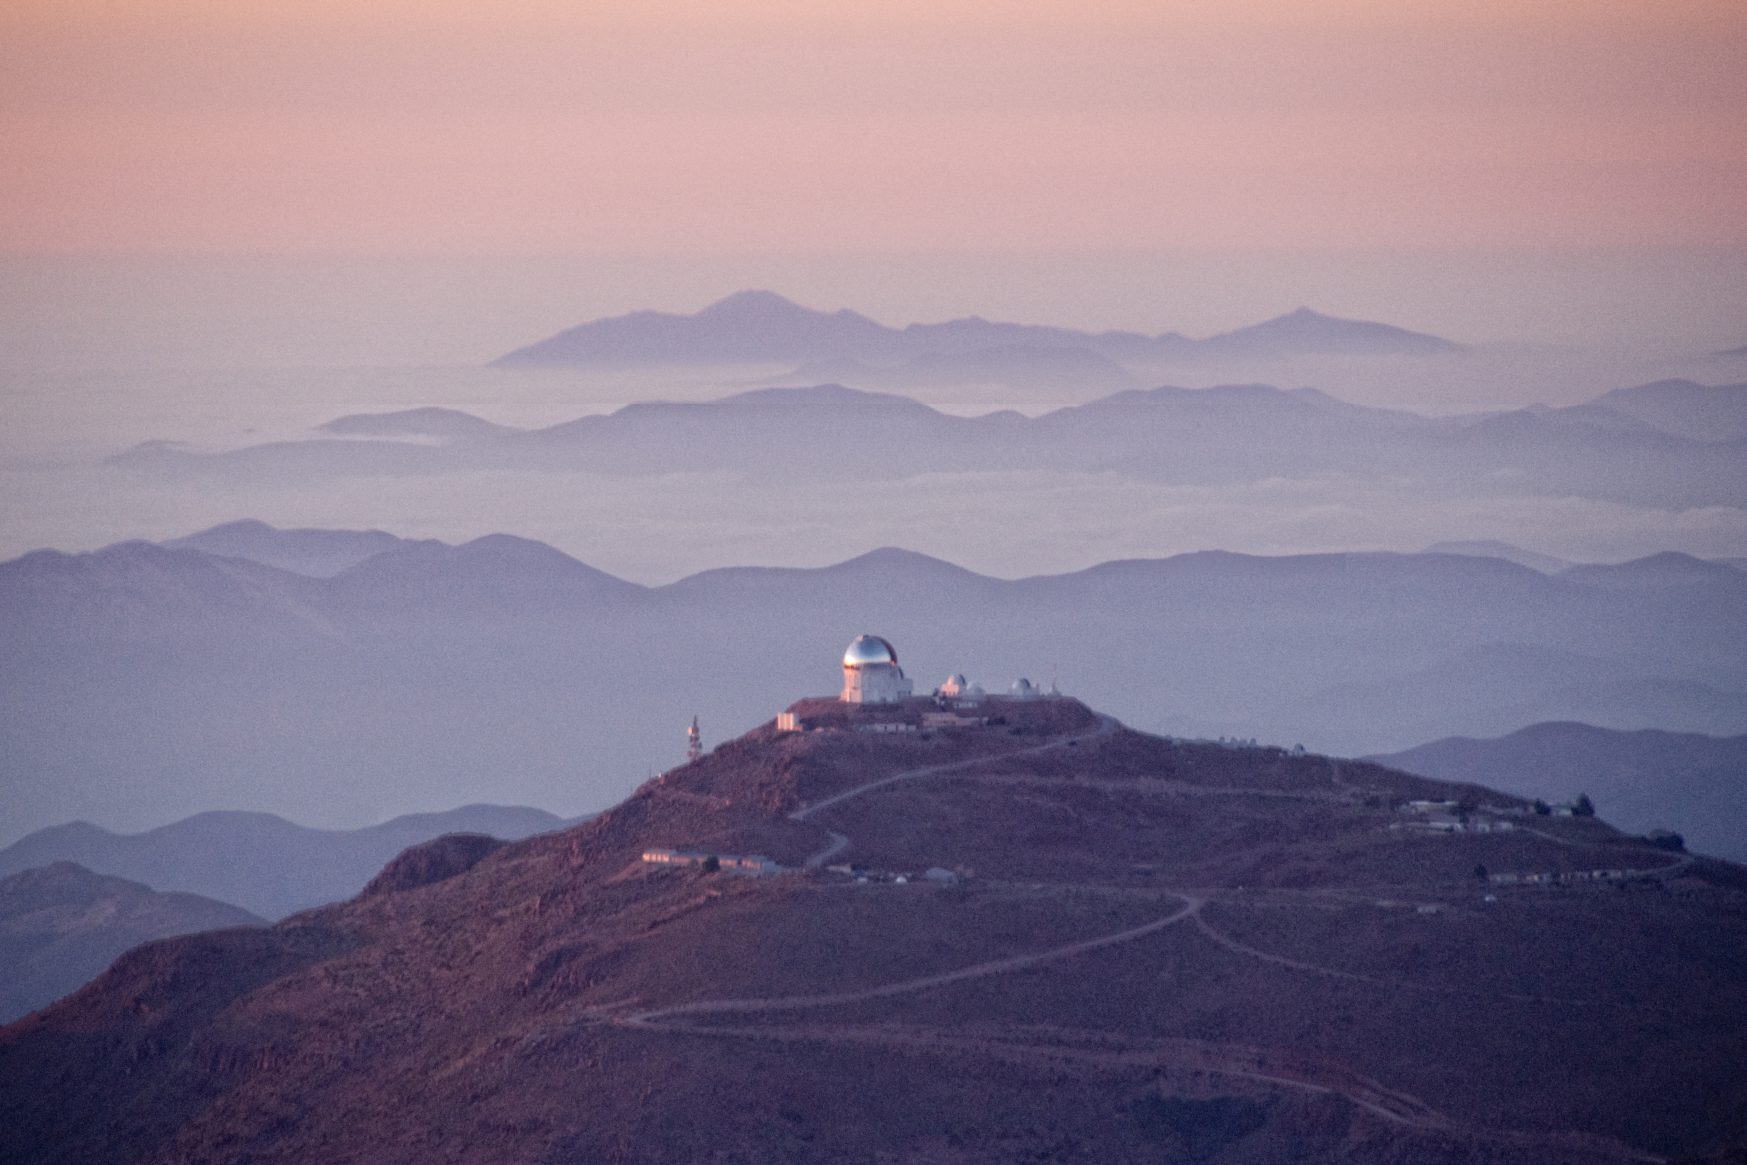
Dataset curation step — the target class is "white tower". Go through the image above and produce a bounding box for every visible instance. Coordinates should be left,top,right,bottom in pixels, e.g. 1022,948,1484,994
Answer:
841,635,914,704
686,715,701,762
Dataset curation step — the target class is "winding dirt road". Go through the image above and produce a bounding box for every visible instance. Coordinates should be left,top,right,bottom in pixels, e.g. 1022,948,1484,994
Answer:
793,713,1119,823
607,713,1670,1161
618,892,1201,1026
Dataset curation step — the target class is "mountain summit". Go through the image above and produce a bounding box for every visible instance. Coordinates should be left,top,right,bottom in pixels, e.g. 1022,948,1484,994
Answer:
2,693,1741,1163
1198,307,1462,357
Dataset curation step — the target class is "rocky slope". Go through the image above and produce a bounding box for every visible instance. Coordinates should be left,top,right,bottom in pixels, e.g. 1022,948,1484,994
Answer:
2,699,1743,1164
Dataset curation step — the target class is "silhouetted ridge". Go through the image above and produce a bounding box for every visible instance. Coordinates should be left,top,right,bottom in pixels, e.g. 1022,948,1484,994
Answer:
0,861,266,1022
361,833,506,897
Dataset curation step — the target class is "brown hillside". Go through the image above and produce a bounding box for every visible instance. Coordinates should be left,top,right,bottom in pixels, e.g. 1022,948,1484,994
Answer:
1,697,1743,1164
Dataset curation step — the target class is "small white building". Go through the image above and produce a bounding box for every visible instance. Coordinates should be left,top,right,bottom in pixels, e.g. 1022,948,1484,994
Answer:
841,635,914,704
641,849,781,876
1404,799,1459,814
1009,677,1040,700
717,854,781,875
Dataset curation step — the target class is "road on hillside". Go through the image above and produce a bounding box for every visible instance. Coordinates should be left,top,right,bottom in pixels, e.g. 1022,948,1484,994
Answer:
618,890,1200,1026
790,712,1120,867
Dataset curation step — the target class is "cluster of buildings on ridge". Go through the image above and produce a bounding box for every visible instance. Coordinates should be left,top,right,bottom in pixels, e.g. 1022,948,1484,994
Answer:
640,849,780,876
1390,795,1601,836
777,634,1062,734
638,846,961,887
643,634,1058,878
836,633,1057,706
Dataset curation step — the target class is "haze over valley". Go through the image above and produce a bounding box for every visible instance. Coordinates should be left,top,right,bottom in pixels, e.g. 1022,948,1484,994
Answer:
6,289,1747,581
4,286,1745,859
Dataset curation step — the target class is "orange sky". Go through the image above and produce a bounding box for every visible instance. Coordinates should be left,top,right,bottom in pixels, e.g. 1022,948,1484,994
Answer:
3,0,1744,254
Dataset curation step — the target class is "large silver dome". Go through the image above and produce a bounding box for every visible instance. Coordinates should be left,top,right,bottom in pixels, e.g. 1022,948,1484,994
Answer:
843,634,898,669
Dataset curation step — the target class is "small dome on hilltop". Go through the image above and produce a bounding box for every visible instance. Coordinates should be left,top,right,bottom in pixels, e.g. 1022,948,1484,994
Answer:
843,635,898,669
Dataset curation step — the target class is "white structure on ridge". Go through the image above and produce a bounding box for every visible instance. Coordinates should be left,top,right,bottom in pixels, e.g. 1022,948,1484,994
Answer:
686,715,702,762
841,634,914,704
940,674,984,699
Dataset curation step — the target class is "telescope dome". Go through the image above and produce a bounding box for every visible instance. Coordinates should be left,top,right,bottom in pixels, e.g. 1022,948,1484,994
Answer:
843,635,899,669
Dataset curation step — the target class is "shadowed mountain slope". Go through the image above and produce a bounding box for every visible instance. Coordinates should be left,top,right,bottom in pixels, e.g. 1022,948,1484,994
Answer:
0,863,264,1024
0,806,575,921
0,706,1741,1164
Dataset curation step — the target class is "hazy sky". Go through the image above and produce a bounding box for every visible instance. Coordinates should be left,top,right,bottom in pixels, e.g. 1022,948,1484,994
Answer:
4,1,1745,257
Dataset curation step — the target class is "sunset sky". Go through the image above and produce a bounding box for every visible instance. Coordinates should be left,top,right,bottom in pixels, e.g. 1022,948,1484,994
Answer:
4,0,1745,256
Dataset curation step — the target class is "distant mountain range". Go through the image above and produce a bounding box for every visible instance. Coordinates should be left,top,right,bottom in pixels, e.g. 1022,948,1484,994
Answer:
0,805,577,920
489,291,1464,368
1370,722,1747,862
4,530,1743,848
1585,378,1747,442
106,378,1747,511
0,862,263,1023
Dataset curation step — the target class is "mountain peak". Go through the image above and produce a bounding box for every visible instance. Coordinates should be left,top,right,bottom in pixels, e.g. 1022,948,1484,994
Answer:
823,546,989,580
713,384,940,413
1200,309,1462,356
1559,551,1745,589
696,289,811,317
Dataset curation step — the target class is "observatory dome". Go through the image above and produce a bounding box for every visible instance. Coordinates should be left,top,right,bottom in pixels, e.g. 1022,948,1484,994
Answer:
843,635,899,669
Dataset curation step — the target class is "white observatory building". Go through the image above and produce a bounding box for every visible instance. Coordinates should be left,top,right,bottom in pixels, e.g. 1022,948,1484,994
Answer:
841,634,914,704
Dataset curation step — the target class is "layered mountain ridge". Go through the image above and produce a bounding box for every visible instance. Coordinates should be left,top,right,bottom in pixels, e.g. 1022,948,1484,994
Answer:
4,529,1744,853
105,378,1747,513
